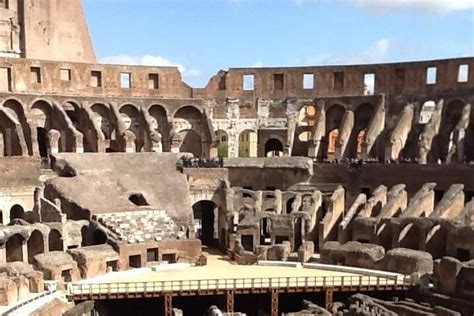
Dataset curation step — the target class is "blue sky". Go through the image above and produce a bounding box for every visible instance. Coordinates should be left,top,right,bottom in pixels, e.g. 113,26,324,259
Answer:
82,0,474,87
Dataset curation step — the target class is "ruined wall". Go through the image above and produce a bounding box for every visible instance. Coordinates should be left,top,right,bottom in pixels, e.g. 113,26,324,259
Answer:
21,0,95,63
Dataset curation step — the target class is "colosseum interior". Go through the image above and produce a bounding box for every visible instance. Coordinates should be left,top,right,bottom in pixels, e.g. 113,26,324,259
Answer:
0,1,472,315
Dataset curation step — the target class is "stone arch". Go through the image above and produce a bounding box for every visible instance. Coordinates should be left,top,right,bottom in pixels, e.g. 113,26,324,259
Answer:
216,129,229,157
286,197,295,214
192,200,218,246
324,104,345,159
62,100,81,127
238,129,257,157
432,99,467,162
93,229,107,245
119,104,141,136
173,105,202,120
27,230,44,264
10,204,24,221
426,224,447,259
178,129,202,157
3,99,29,156
297,104,316,127
91,103,113,140
6,234,24,262
48,229,63,251
398,223,420,250
148,104,170,152
31,100,53,158
265,138,284,157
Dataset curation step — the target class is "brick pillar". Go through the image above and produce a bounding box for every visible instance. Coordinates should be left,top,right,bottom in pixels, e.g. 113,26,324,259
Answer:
223,290,234,313
325,289,334,310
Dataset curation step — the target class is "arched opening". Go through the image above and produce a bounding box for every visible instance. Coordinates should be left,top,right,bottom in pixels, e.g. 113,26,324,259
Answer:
349,103,374,158
129,193,149,206
48,230,63,251
419,101,436,124
27,230,44,264
193,200,217,247
286,198,295,214
398,223,420,250
426,225,447,259
357,129,367,159
6,234,24,262
216,130,229,157
298,105,316,127
265,138,284,157
178,129,202,157
260,217,271,245
325,105,345,159
4,99,30,155
119,104,140,136
434,99,466,162
10,204,24,221
62,101,80,128
327,129,339,161
149,104,170,152
91,103,112,140
93,229,107,245
31,101,52,157
239,130,257,157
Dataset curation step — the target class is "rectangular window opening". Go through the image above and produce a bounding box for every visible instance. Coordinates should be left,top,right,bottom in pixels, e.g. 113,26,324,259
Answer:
274,73,284,90
458,64,469,83
0,67,12,92
0,0,9,9
148,73,159,89
91,71,102,88
426,67,437,85
121,72,131,89
60,68,71,82
243,74,254,91
334,72,344,89
30,67,41,84
364,73,375,95
303,73,314,90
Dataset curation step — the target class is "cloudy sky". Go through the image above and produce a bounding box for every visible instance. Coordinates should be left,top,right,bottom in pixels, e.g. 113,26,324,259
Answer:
82,0,474,87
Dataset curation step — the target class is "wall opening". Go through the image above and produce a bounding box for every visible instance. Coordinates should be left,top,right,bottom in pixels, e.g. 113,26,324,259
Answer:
61,269,72,283
6,234,24,262
10,204,24,221
303,74,314,90
0,0,9,9
275,236,289,244
120,72,131,89
264,138,284,157
27,230,44,264
239,130,258,157
419,101,436,124
333,72,344,90
193,200,217,246
30,67,41,84
0,68,12,92
243,74,254,91
129,255,141,268
148,73,159,89
274,73,284,90
456,248,470,261
147,248,159,262
363,73,375,95
260,218,271,245
162,253,177,263
49,230,63,251
426,67,437,85
60,68,71,82
91,71,102,88
241,235,254,251
129,193,149,206
458,64,469,83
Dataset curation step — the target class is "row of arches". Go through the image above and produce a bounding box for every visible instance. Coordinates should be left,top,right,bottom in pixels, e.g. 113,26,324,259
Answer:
5,229,63,263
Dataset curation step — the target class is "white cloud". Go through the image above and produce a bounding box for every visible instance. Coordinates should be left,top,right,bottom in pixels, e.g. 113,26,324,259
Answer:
252,61,264,68
295,0,474,13
99,54,202,80
306,38,392,65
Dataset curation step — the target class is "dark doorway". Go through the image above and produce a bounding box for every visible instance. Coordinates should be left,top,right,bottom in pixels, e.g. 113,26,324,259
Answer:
457,248,471,262
241,235,254,251
61,269,72,282
49,230,63,251
10,204,24,221
147,248,158,262
129,255,142,268
6,234,24,262
27,230,44,264
193,200,217,246
162,253,176,263
37,127,48,158
264,138,284,157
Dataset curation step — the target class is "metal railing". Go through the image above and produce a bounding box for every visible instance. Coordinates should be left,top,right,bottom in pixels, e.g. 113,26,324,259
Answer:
1,290,57,316
69,275,412,296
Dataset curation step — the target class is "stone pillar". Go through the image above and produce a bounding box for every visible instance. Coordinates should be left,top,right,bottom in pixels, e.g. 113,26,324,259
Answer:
48,129,60,154
21,241,28,264
223,290,234,313
386,104,414,161
362,95,385,159
274,190,283,215
335,110,354,161
270,289,279,316
309,102,326,158
164,292,173,316
417,99,444,164
0,132,4,157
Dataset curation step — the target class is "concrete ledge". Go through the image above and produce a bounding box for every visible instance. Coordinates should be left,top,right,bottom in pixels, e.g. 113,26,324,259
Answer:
258,261,302,268
303,263,405,280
